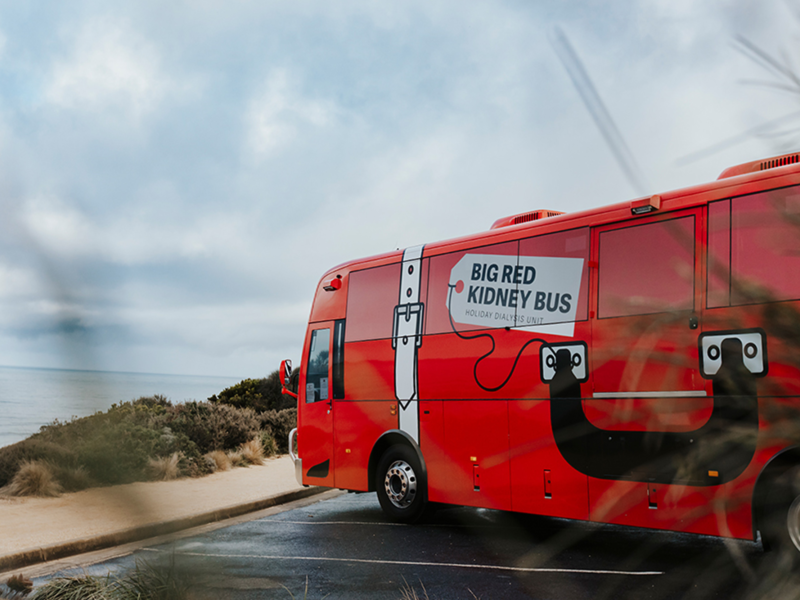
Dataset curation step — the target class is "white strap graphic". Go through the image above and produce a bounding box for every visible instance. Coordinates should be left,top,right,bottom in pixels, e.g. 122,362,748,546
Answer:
393,244,424,442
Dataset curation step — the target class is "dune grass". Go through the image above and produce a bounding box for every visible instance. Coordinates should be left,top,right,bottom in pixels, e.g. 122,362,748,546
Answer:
240,437,266,465
147,453,181,482
2,460,62,498
203,450,231,472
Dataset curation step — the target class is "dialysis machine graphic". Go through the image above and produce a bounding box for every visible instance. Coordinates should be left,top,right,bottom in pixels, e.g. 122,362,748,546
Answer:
540,330,767,485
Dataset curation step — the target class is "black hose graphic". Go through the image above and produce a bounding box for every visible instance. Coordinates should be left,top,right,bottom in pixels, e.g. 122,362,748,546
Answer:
447,284,546,392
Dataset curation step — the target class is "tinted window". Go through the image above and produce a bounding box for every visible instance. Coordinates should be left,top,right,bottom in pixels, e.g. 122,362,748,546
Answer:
519,228,590,323
426,241,518,335
345,263,403,342
332,320,345,400
731,187,800,304
707,199,731,308
306,328,330,403
707,186,800,307
598,217,695,318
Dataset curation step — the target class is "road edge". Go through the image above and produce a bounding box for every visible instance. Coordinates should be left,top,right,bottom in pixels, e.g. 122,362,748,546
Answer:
0,486,327,573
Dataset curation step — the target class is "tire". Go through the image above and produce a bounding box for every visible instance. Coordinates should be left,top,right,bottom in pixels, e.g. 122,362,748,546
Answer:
760,466,800,566
375,445,430,524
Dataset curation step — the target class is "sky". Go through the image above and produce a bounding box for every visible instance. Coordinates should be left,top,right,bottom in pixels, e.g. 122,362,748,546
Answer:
0,0,798,378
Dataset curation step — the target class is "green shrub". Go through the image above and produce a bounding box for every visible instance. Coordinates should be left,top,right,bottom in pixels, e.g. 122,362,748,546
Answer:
163,402,259,454
258,409,297,454
208,378,270,412
263,369,298,411
50,464,93,492
258,430,278,457
73,420,173,485
208,370,297,412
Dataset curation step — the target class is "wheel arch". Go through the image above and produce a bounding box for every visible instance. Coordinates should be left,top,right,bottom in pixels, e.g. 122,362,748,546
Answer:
368,430,428,497
753,446,800,541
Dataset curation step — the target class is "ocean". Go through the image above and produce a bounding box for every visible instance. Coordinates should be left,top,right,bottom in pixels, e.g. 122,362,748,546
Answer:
0,366,243,448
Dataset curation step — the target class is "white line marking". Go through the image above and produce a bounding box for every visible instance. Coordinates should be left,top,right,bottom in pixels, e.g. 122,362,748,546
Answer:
140,548,663,576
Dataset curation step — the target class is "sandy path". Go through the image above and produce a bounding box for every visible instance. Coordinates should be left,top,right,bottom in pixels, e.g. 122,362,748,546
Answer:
0,455,301,557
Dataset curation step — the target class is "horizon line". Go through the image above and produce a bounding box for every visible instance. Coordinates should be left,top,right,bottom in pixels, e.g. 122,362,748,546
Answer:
0,364,246,381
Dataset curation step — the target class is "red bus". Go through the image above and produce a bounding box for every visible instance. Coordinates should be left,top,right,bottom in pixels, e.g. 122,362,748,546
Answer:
282,151,800,557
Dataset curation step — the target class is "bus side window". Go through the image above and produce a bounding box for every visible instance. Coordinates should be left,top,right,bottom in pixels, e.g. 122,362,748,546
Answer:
730,185,800,305
707,199,731,308
332,320,345,399
306,328,331,403
708,185,800,307
598,216,695,318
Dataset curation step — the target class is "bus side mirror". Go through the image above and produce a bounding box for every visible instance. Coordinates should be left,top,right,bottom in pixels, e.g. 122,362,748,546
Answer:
280,359,298,398
281,360,292,385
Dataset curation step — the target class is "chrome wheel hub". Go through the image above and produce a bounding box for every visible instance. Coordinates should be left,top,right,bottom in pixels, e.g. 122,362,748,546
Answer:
787,495,800,552
384,460,417,509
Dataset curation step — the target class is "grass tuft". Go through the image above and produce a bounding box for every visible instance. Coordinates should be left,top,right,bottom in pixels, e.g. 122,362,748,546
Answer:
203,450,231,472
1,460,62,497
31,558,191,600
226,451,247,468
399,578,430,600
147,453,181,481
280,576,310,600
32,574,109,600
5,573,32,596
239,437,265,465
114,557,191,600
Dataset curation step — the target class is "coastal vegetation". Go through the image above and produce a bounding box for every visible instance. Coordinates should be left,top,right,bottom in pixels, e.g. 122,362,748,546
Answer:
0,371,297,497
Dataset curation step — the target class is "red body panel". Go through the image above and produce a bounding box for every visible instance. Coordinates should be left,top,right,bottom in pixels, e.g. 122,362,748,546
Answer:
333,400,396,491
509,399,589,519
292,159,800,542
441,400,511,510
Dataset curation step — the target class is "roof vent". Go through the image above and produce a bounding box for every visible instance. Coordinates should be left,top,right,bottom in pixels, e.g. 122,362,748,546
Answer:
718,151,800,180
491,209,566,229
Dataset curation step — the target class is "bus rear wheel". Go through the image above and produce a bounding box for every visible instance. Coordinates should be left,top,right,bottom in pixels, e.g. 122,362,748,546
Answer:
761,466,800,566
376,445,429,523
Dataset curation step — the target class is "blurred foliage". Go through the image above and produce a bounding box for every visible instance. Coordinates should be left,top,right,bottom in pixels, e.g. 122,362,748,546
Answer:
28,557,191,600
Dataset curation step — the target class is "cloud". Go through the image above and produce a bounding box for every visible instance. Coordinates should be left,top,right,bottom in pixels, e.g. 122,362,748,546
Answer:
245,68,337,159
0,262,43,301
45,17,169,117
19,194,252,266
0,0,794,379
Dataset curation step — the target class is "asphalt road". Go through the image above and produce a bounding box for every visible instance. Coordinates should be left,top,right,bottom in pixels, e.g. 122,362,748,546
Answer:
25,492,800,599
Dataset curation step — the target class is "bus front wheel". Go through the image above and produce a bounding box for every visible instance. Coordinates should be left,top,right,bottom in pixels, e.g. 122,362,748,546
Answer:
761,466,800,565
375,445,429,523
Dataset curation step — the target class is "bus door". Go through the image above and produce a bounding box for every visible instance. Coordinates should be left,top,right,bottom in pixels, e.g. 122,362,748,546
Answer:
300,323,334,487
587,208,707,528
